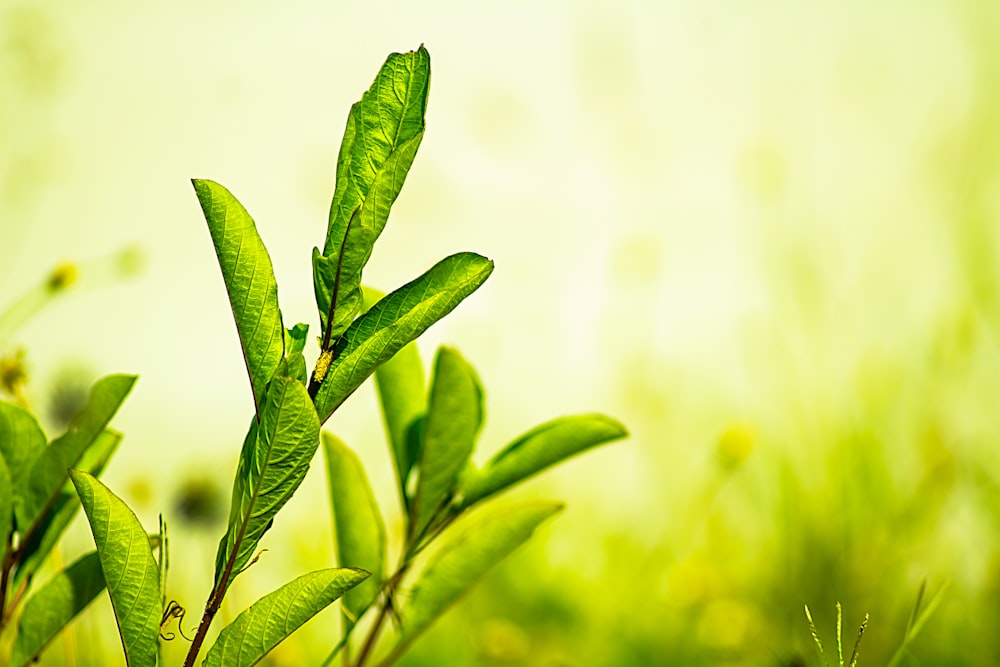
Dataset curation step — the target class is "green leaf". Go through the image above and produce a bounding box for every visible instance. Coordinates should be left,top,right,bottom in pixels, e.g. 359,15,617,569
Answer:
312,252,493,424
193,178,285,418
214,376,320,592
314,46,430,340
0,453,11,566
0,401,46,510
10,551,106,667
15,429,122,589
70,470,160,667
459,415,628,508
322,433,386,627
18,375,135,534
410,347,482,541
203,567,369,667
374,341,425,508
280,323,310,385
398,502,562,654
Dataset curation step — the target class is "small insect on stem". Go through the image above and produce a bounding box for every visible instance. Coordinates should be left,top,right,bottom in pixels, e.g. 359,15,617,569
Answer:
313,349,335,385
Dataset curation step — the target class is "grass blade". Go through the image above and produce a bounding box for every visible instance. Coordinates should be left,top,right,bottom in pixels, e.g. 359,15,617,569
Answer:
202,568,369,667
193,178,285,419
70,470,160,667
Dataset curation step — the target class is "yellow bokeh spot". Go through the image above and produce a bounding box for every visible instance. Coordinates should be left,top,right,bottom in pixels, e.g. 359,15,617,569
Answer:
46,262,78,292
716,423,755,471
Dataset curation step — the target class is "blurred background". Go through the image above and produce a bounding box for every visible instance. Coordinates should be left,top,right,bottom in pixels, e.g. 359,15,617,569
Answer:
2,0,999,665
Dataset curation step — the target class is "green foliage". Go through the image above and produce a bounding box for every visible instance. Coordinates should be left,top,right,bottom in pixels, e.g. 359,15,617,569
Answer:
213,376,320,594
323,433,386,628
193,178,284,418
70,470,161,667
203,568,370,667
10,552,105,667
1,45,623,667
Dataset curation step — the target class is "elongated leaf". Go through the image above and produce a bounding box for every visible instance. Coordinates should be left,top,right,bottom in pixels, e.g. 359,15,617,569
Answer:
410,347,482,540
214,376,320,591
193,178,285,417
399,502,562,651
10,551,106,667
0,453,11,566
70,470,160,667
313,252,493,424
314,46,430,340
203,567,368,667
459,415,627,508
322,433,385,626
0,401,46,506
374,341,425,506
15,429,122,589
18,375,135,534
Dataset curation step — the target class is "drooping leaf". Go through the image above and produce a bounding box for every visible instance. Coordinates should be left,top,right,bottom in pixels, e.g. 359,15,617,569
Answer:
374,341,425,507
0,453,11,566
410,347,482,541
314,46,430,340
397,502,562,654
70,470,160,667
459,415,627,508
312,252,493,424
279,323,310,385
18,375,135,535
193,178,285,418
10,551,106,667
214,376,320,592
322,433,386,627
203,567,368,667
15,429,122,589
0,401,46,511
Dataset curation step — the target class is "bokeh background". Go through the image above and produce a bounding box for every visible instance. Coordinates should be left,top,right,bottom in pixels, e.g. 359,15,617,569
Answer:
3,1,999,665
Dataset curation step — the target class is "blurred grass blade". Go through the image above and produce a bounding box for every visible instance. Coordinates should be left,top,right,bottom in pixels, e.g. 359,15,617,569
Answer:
18,375,135,534
313,252,493,424
10,551,106,667
202,567,369,667
314,46,430,340
214,377,320,592
0,401,46,498
15,429,122,589
70,470,160,667
193,179,285,418
459,415,627,508
322,433,386,628
0,453,11,566
410,347,482,540
886,580,949,667
374,341,425,508
395,502,562,659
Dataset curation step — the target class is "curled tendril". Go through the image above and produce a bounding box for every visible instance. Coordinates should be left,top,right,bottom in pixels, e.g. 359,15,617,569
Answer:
160,600,194,642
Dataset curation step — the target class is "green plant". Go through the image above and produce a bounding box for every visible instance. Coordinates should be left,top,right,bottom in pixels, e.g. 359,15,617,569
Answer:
0,261,138,666
1,46,625,666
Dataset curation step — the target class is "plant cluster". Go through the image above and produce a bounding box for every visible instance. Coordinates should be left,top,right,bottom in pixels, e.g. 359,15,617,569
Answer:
0,46,626,666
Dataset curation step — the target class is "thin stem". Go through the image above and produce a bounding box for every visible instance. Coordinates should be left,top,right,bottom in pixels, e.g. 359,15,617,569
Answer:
182,583,225,667
353,565,409,667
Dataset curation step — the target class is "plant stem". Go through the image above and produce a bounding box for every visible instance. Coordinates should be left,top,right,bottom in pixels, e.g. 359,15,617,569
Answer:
354,565,409,667
182,577,228,667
